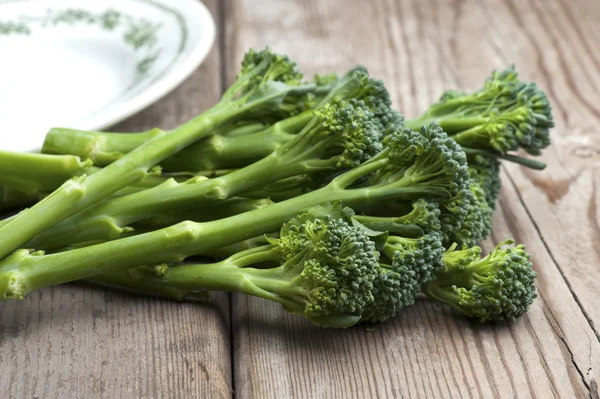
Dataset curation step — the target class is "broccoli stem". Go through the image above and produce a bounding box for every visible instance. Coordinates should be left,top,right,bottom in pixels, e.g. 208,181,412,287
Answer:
461,147,547,170
211,235,274,258
86,247,296,306
0,109,225,260
0,158,448,299
0,151,94,196
42,112,312,171
421,283,463,310
42,128,165,165
158,111,310,172
25,147,311,249
28,151,449,250
135,197,275,228
219,121,270,137
0,187,35,212
0,151,174,212
405,115,489,134
352,214,424,238
0,87,313,260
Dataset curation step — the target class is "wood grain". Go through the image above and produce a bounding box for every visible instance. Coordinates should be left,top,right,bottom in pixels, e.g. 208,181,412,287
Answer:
0,1,234,397
225,0,600,397
3,0,599,397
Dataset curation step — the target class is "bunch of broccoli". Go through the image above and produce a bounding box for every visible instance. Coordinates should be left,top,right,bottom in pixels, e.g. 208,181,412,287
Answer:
0,49,551,328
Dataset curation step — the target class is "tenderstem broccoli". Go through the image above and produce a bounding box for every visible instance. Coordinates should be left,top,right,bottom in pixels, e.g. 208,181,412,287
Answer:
88,203,381,328
447,155,502,247
354,200,445,322
361,124,472,245
0,151,177,211
41,73,340,168
42,68,550,173
0,48,319,260
26,93,389,250
0,119,470,301
422,240,537,321
0,203,382,328
43,109,313,172
133,197,275,228
404,67,553,169
0,151,94,210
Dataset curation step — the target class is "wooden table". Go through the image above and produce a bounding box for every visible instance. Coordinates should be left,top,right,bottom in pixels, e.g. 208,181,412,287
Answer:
2,0,599,397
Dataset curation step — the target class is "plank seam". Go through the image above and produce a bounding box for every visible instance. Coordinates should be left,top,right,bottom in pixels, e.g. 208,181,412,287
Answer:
544,295,592,392
504,169,600,345
215,0,235,397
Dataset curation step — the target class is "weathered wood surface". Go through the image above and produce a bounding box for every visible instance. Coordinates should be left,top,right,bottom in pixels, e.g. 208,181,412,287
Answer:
2,0,600,397
226,0,600,397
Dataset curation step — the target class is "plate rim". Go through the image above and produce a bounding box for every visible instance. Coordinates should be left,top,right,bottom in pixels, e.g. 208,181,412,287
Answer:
0,0,216,152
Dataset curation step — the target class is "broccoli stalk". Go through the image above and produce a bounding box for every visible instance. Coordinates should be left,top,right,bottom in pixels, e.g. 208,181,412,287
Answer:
134,197,275,228
0,151,95,210
404,67,553,169
41,73,340,168
0,151,93,196
0,121,468,300
44,111,313,172
423,240,537,321
2,203,381,328
28,123,462,252
0,151,181,211
26,95,387,250
0,49,321,260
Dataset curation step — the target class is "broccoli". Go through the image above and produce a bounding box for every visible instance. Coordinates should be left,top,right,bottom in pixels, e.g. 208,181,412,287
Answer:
42,69,400,176
0,119,470,299
28,121,468,252
444,154,503,247
2,204,382,328
0,151,94,210
27,94,387,250
0,151,177,211
0,48,323,260
404,67,553,169
355,200,445,323
134,197,275,228
468,155,502,210
41,72,339,167
423,240,537,322
360,123,472,245
447,178,493,248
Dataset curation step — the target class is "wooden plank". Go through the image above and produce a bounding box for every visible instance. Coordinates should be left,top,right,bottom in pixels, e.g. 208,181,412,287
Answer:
225,0,600,397
469,0,600,341
0,1,233,397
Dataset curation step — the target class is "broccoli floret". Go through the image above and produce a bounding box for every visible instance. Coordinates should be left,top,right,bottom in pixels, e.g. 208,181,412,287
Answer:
447,155,502,247
447,180,493,248
405,66,553,162
364,124,471,244
469,155,502,210
270,204,380,325
355,200,445,323
292,73,340,113
423,240,537,322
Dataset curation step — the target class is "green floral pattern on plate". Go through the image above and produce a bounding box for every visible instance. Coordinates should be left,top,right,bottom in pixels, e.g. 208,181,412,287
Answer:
0,8,162,76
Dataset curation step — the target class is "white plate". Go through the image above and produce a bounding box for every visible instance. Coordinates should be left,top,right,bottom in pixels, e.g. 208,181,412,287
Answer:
0,0,215,152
